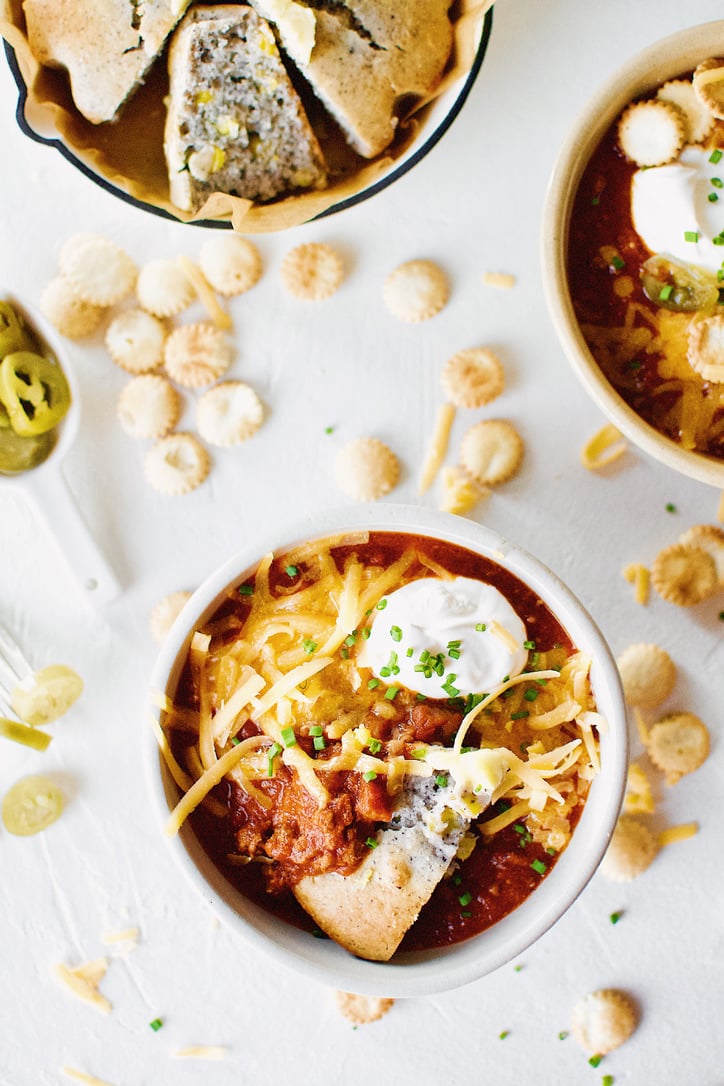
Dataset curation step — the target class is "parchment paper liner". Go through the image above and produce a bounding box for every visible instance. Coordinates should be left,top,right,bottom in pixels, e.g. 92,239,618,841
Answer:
0,0,493,232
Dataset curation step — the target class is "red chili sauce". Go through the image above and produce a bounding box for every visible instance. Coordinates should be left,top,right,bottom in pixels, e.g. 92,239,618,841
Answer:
172,532,587,951
567,109,724,460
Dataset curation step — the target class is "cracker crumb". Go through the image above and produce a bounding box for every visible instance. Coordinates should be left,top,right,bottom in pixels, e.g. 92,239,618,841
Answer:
164,322,232,388
117,375,180,439
196,381,264,446
39,277,104,339
651,541,717,605
441,347,504,409
599,816,658,881
647,712,710,785
280,242,344,300
150,591,193,644
383,259,448,322
334,437,400,501
334,991,394,1024
571,989,637,1055
144,433,210,495
460,419,523,485
59,233,136,307
616,642,676,708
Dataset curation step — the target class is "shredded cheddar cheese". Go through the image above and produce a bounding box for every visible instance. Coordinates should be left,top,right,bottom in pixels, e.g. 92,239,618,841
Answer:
418,402,456,494
658,821,699,846
581,423,627,470
623,562,650,605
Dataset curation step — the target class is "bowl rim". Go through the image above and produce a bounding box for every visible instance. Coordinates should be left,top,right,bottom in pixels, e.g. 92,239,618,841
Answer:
3,8,492,230
540,18,724,489
144,504,628,998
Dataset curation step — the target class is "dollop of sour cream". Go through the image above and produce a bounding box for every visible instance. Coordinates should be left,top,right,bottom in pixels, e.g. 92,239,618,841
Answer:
631,146,724,274
360,577,529,700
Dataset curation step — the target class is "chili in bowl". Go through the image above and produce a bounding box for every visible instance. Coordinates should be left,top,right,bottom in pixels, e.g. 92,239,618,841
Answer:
145,506,627,997
542,19,724,488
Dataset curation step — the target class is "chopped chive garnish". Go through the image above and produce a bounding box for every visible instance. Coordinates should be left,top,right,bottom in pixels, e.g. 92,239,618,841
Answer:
610,255,625,270
411,746,428,760
419,649,430,663
309,725,323,736
365,836,378,849
658,283,673,300
458,891,473,907
452,873,462,887
380,666,391,677
368,738,382,754
390,625,402,642
498,1030,509,1040
591,195,600,206
281,727,296,748
285,564,299,577
709,192,719,203
435,773,448,788
406,647,414,657
665,502,677,513
442,682,460,698
589,1055,603,1068
384,686,399,701
362,627,371,640
149,1018,163,1032
558,1031,569,1041
609,911,623,924
363,770,377,782
511,710,529,722
546,847,557,855
475,623,487,632
531,858,547,875
313,736,326,751
230,736,241,746
340,648,349,660
513,964,523,972
447,640,462,650
712,176,723,188
368,678,380,690
416,693,427,702
324,425,335,434
684,230,699,243
523,688,539,702
267,741,282,776
345,633,357,646
602,1076,614,1086
460,910,472,918
303,639,317,655
448,648,461,660
376,598,388,610
523,640,536,650
238,584,254,596
710,149,723,163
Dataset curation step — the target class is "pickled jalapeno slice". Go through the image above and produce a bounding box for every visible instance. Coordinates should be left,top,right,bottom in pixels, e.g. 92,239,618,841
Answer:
0,300,36,356
0,350,71,436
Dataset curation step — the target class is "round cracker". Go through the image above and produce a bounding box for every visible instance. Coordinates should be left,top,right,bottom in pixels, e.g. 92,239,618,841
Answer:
196,381,264,446
164,322,232,388
199,235,262,296
679,524,724,585
106,309,167,374
651,541,717,606
617,98,685,167
687,314,724,384
137,258,195,318
460,419,523,485
599,816,658,882
117,375,181,439
59,233,137,307
571,989,637,1055
383,260,449,322
280,242,344,301
657,79,715,143
334,437,400,501
647,712,710,785
149,590,193,644
39,276,104,339
144,433,210,495
693,58,724,120
616,642,677,708
334,991,394,1025
441,347,505,409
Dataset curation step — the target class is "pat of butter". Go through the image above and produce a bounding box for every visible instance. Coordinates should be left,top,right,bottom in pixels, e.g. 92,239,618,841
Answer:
252,0,316,65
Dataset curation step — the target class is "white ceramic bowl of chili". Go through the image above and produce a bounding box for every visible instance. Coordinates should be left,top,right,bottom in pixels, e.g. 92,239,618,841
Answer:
145,505,628,998
541,19,724,489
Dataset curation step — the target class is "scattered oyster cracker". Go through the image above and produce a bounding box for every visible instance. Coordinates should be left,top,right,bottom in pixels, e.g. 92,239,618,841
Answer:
687,314,724,384
617,98,685,167
646,712,710,786
334,437,400,501
136,258,195,318
59,233,137,307
39,277,104,339
650,542,718,605
196,382,264,447
570,989,638,1055
599,816,659,881
105,309,166,374
460,419,524,486
679,524,724,584
144,433,210,496
441,347,505,409
149,591,193,644
164,322,232,388
117,375,181,439
383,259,449,322
199,235,262,296
616,643,676,708
280,242,344,301
334,991,394,1025
693,58,724,120
656,78,715,143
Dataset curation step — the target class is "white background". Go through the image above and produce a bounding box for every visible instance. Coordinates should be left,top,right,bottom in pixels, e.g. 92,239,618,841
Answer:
1,1,723,1084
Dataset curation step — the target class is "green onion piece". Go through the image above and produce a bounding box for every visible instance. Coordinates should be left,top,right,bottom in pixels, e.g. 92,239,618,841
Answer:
448,648,461,660
658,283,673,300
523,639,536,650
390,625,402,642
345,633,356,646
531,858,547,875
609,911,623,924
362,627,371,640
684,230,699,243
368,738,382,754
513,964,523,972
419,649,430,663
589,1055,603,1068
709,192,719,203
281,727,297,748
313,736,326,751
411,745,428,760
498,1030,509,1040
376,598,388,610
384,686,399,701
149,1018,163,1032
665,502,677,513
380,667,391,678
712,176,723,188
309,725,323,736
435,773,448,788
303,639,317,655
558,1031,569,1041
523,688,539,702
324,426,335,434
602,1076,614,1086
340,648,349,660
267,741,282,776
458,891,473,906
461,910,472,919
365,836,378,849
511,710,529,720
452,873,462,887
368,678,380,690
475,623,487,632
610,255,625,270
447,639,462,650
285,564,299,577
416,693,427,702
230,737,241,747
238,584,254,596
406,647,414,657
591,195,600,206
363,770,377,782
442,680,460,697
710,149,723,163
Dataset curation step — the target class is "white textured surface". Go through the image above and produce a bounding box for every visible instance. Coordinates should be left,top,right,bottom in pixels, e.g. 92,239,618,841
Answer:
1,2,723,1084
